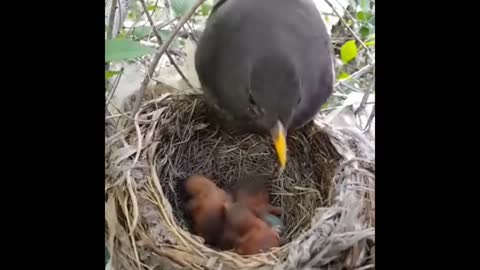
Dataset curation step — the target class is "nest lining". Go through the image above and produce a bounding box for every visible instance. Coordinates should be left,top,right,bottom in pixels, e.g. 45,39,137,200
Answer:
105,93,375,270
149,95,342,241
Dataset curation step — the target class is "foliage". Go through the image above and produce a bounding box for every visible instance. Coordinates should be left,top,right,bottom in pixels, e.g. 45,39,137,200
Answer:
333,0,375,87
105,38,156,62
340,40,358,64
170,0,196,16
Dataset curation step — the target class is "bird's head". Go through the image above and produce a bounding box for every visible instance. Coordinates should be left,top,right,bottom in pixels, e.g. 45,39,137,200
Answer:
245,54,301,170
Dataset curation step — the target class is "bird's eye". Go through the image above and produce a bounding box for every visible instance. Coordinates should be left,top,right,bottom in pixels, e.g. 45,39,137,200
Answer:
296,97,302,105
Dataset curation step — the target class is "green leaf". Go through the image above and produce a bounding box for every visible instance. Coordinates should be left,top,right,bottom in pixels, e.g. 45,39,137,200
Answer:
365,40,375,47
337,71,351,80
324,15,330,23
133,26,171,41
117,29,128,39
360,26,370,40
170,0,196,16
340,40,358,64
133,26,152,39
359,0,371,12
357,11,373,22
159,30,182,49
147,5,157,12
321,101,330,109
158,30,172,41
105,70,121,79
105,38,156,62
200,3,212,16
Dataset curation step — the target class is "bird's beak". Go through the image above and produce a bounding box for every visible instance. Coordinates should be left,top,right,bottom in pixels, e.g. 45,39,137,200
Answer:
270,121,287,170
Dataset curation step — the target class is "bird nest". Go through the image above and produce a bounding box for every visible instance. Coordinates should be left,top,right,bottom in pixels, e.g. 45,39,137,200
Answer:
105,93,375,270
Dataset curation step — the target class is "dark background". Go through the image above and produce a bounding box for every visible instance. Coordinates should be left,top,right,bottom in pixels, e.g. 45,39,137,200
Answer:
0,1,474,268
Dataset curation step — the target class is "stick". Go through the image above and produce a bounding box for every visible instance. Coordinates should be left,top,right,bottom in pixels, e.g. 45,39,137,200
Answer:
127,0,206,127
139,0,193,89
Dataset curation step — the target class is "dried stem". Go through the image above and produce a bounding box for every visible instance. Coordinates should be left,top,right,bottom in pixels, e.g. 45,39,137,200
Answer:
134,16,180,40
127,0,206,127
106,0,118,40
139,0,193,89
106,67,125,106
106,95,375,269
355,79,374,115
363,104,375,133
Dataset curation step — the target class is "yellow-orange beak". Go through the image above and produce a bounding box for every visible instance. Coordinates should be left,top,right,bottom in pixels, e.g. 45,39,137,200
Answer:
271,121,287,170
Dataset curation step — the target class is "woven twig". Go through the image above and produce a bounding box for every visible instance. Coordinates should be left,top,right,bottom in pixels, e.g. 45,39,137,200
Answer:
105,94,375,270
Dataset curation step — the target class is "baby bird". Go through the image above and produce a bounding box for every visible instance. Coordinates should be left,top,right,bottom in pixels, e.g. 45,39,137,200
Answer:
222,202,280,255
234,177,283,218
184,174,232,247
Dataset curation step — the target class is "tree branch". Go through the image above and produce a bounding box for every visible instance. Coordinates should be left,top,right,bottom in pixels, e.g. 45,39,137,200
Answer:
139,0,193,90
363,104,375,133
355,79,374,115
106,0,118,40
127,0,206,127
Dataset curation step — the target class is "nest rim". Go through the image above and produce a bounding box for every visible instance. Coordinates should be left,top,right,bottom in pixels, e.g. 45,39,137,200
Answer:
105,93,375,270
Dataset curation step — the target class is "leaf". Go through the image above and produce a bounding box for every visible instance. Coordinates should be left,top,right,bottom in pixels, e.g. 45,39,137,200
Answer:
105,39,156,62
360,26,370,40
340,40,358,64
134,26,171,41
200,3,212,16
105,70,121,79
365,40,375,47
325,15,330,23
159,30,182,49
170,0,196,16
147,5,157,12
357,11,373,22
359,0,371,12
133,26,152,39
321,101,330,110
158,30,172,41
337,72,350,80
116,29,128,39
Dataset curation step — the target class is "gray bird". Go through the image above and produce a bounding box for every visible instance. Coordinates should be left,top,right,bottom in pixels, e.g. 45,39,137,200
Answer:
195,0,334,169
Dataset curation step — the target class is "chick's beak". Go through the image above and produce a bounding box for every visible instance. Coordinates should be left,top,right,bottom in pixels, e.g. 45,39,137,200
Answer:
271,120,287,170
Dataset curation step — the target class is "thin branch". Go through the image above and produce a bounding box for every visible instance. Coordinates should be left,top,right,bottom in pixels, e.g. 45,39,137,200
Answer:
105,0,119,92
169,55,194,87
106,0,118,40
355,79,374,115
334,63,374,87
106,94,151,124
332,0,364,28
139,0,194,90
116,0,124,39
106,67,125,106
133,16,180,41
363,104,375,133
185,21,199,42
127,0,206,127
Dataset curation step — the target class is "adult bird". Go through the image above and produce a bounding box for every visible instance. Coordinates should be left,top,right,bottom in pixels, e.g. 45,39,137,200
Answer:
194,0,334,169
